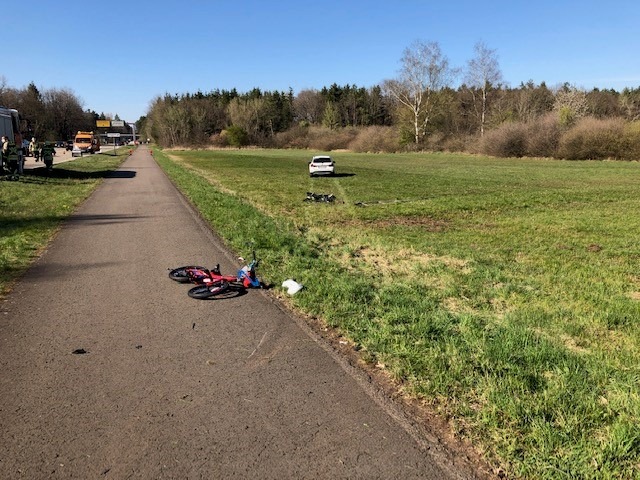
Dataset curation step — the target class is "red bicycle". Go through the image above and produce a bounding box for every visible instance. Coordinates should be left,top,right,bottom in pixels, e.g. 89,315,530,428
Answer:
168,251,262,299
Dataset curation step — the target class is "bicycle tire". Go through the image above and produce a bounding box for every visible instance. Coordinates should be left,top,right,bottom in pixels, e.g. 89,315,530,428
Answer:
187,281,230,299
169,266,208,283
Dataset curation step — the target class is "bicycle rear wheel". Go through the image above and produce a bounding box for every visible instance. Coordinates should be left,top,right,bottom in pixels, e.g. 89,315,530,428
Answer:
169,266,208,283
188,281,230,299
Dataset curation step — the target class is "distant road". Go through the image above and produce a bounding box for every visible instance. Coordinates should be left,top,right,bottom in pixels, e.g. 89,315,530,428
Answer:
22,146,71,169
23,144,133,170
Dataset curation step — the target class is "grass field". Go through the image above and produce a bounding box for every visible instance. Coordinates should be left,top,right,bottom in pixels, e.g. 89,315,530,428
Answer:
154,148,640,479
0,152,128,295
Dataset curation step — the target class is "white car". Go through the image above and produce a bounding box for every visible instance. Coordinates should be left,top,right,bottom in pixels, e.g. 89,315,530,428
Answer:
308,155,335,177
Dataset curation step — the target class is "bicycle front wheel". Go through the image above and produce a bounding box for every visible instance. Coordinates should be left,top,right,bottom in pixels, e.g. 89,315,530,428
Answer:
188,281,230,299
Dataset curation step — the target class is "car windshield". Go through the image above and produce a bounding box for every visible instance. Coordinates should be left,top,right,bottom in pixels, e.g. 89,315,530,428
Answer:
314,157,332,163
76,137,90,143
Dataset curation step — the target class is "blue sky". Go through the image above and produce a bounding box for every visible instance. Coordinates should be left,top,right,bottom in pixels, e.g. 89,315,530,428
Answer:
3,0,639,122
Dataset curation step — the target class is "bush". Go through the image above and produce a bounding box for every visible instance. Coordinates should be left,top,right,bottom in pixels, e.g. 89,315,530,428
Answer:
423,132,447,152
272,125,358,151
480,122,528,157
524,113,562,158
622,121,640,160
224,125,249,147
348,126,401,153
210,132,229,148
434,134,471,154
307,126,358,151
273,124,311,149
557,117,627,160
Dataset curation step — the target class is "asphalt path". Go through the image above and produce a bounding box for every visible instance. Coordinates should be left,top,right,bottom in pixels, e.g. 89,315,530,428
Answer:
0,147,482,479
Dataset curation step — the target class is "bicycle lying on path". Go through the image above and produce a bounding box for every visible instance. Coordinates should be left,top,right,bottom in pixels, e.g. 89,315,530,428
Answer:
168,251,263,299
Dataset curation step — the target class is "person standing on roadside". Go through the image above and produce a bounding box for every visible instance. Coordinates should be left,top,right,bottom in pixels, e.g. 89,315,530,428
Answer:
1,135,9,171
29,137,40,162
41,141,55,171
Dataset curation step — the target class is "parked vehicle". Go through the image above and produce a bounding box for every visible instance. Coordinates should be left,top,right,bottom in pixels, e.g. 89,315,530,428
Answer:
0,107,22,146
0,107,24,177
308,155,335,177
72,131,100,156
65,140,73,151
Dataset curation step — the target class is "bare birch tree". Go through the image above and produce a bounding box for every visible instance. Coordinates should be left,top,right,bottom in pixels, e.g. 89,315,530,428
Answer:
464,41,503,136
383,40,455,145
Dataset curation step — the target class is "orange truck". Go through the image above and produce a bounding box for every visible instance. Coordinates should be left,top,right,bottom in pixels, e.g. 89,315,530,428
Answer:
72,131,100,156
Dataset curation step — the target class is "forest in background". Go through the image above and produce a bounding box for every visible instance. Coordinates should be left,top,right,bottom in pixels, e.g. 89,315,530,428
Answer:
141,40,640,160
140,81,640,160
0,80,133,142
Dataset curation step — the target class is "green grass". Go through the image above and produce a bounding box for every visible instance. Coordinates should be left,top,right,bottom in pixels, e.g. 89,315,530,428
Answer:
155,148,640,479
0,152,129,295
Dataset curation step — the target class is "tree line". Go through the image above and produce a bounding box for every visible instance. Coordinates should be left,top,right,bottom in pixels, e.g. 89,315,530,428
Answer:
141,81,640,159
0,78,132,143
140,40,640,160
140,84,394,147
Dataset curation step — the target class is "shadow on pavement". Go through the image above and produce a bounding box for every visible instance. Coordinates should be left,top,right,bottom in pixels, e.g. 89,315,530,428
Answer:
198,288,249,300
18,168,136,182
66,213,150,225
1,214,149,240
24,260,128,280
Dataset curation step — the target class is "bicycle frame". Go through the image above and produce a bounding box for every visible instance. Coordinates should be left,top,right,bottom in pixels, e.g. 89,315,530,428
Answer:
169,251,262,297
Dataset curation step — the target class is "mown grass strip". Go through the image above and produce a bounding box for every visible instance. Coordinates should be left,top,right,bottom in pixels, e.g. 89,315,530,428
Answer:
0,152,130,295
154,148,640,479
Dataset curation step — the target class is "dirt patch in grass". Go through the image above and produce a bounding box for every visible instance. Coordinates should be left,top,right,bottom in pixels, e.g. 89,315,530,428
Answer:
627,291,640,301
377,216,449,231
341,216,449,232
443,296,476,315
340,245,471,288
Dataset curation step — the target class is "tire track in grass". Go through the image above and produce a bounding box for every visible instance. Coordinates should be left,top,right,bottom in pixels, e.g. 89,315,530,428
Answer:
332,178,350,205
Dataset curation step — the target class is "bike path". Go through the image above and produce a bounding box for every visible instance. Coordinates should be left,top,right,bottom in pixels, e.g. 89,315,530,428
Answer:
0,147,480,479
